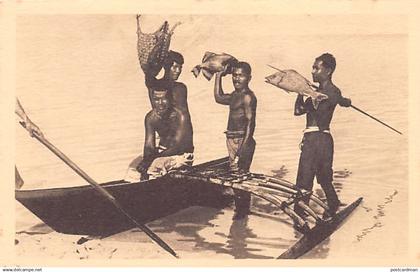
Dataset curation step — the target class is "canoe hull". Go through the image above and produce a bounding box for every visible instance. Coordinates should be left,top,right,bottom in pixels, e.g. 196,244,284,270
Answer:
16,157,232,236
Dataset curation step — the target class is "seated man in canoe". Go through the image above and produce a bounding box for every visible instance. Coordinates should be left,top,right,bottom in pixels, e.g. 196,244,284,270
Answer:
213,61,257,220
128,81,194,181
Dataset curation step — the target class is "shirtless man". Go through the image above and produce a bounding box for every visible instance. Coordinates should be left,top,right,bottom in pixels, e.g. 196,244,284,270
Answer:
294,53,351,220
136,83,194,180
126,51,193,180
146,50,191,117
214,61,257,220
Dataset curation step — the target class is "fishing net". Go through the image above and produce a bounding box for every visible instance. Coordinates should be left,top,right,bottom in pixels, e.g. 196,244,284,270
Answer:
136,15,181,77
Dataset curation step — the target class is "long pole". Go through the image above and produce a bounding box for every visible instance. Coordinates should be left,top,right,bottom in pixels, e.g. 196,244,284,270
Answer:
19,122,179,258
307,82,402,135
350,105,402,135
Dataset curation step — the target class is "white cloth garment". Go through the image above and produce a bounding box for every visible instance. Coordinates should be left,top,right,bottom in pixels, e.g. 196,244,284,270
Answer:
147,153,194,178
123,153,194,182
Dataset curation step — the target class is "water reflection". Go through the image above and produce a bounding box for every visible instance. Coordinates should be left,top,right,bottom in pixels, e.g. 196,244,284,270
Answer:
270,165,289,179
148,207,233,255
251,197,292,226
226,217,270,259
151,203,293,258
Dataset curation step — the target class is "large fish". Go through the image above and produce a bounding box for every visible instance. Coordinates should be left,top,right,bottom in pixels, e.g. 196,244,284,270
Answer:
265,65,328,109
136,15,181,76
192,52,238,80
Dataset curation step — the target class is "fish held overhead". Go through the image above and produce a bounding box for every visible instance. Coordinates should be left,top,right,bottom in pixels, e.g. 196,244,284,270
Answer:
265,66,328,109
136,15,181,77
192,52,238,80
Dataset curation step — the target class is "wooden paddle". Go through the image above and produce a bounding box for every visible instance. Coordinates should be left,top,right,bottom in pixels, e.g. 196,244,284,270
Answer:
19,121,179,258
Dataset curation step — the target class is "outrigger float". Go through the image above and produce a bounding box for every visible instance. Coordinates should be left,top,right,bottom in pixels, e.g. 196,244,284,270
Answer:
17,154,362,259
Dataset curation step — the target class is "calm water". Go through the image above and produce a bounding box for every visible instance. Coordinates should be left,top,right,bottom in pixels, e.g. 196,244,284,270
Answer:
15,15,408,259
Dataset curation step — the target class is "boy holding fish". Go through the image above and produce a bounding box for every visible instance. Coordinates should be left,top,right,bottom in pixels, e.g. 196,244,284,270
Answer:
293,53,351,220
214,61,257,220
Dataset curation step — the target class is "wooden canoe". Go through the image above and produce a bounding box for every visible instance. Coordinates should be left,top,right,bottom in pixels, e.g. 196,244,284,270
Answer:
15,157,232,236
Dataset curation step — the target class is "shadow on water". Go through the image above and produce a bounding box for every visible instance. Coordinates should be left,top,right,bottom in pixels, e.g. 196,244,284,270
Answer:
144,192,296,259
160,208,293,258
270,165,289,179
216,218,274,259
147,207,231,254
332,169,352,194
314,168,352,202
147,207,269,258
251,197,293,226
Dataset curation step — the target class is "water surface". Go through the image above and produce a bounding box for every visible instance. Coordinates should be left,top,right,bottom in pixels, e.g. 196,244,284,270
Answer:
15,15,408,259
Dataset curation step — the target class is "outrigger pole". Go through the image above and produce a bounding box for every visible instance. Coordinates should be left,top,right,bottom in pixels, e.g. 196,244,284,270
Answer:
18,121,179,258
170,171,331,234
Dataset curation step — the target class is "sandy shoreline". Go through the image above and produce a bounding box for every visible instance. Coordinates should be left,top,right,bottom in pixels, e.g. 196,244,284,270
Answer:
16,202,302,260
16,231,169,259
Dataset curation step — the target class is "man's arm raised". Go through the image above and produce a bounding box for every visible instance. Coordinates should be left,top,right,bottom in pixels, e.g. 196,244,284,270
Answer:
145,73,158,107
214,71,231,105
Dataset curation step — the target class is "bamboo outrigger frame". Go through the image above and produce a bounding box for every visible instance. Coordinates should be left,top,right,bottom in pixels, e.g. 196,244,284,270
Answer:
169,158,363,259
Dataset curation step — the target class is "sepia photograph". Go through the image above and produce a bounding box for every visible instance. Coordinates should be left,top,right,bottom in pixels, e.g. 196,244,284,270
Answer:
1,0,419,268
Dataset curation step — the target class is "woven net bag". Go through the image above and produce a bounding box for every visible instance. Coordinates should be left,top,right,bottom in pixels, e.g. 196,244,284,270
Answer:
136,15,181,76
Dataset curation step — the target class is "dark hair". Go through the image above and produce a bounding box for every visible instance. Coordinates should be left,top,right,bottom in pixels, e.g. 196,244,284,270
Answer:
232,61,252,75
163,50,184,69
316,53,336,73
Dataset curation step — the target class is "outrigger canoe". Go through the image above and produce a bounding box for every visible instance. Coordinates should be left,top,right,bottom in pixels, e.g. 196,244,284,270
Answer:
16,156,362,259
